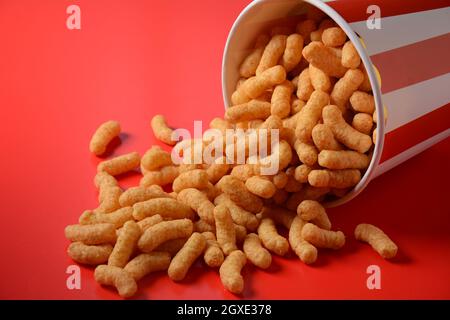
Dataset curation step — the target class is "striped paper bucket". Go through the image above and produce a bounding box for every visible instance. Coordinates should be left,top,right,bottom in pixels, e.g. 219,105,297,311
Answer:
222,0,450,206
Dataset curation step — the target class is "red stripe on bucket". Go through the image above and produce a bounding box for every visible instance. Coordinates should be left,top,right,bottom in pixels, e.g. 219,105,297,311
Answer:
380,103,450,163
328,0,449,23
371,33,450,94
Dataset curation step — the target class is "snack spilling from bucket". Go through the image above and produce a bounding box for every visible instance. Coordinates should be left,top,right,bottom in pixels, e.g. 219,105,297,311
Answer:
64,6,397,298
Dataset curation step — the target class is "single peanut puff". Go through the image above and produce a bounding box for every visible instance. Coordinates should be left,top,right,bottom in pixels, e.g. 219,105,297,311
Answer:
322,27,346,47
219,250,247,294
119,185,171,207
97,152,141,176
79,207,133,228
271,81,294,118
214,204,237,255
124,252,171,281
65,223,116,245
132,198,194,221
172,169,209,193
295,90,330,143
89,120,121,155
243,233,272,269
352,113,373,135
257,218,289,256
245,176,277,199
296,68,314,101
67,242,113,265
288,217,317,264
202,232,225,268
308,169,361,188
342,41,360,69
151,114,176,145
225,100,271,122
168,232,206,281
318,150,369,170
108,221,141,268
138,219,193,253
355,223,398,259
309,64,331,92
330,69,364,112
94,265,137,298
322,105,372,153
350,91,375,114
301,223,345,249
256,35,287,75
280,34,304,72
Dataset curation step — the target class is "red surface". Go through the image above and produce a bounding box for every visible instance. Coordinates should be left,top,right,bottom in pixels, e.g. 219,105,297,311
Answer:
0,0,449,300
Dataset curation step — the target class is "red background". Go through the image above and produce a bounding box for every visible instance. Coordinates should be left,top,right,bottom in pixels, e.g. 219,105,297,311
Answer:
0,0,449,299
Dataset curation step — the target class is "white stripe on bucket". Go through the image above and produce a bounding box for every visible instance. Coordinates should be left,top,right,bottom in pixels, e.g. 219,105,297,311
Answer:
350,7,450,55
374,129,450,178
383,73,450,133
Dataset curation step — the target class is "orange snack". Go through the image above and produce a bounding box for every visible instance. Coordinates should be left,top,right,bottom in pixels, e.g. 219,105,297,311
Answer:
355,223,398,259
151,114,176,145
97,152,141,176
301,223,345,249
89,120,121,156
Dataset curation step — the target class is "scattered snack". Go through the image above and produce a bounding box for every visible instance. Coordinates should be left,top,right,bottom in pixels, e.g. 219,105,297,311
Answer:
79,207,132,228
257,218,289,256
172,169,209,193
67,242,113,265
138,219,193,253
219,250,247,294
245,176,277,199
151,115,176,145
94,265,137,298
202,232,225,268
97,152,141,176
65,223,116,245
108,221,141,268
124,252,171,281
301,223,345,249
66,6,393,298
243,233,272,269
288,217,318,264
132,198,194,221
168,232,206,281
355,223,398,259
89,120,121,155
214,204,237,255
118,185,170,207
